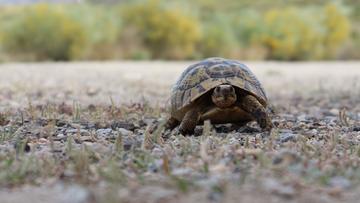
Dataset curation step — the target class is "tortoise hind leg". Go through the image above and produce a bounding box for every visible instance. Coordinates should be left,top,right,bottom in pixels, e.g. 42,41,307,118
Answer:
179,108,201,135
165,117,180,130
238,94,272,131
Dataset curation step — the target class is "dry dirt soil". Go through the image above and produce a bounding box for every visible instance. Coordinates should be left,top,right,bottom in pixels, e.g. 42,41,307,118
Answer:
0,61,360,203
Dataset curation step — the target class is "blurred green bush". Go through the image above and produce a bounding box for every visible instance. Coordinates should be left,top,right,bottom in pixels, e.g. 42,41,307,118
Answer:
259,7,324,60
1,4,87,61
255,3,350,60
321,3,351,58
197,14,238,58
121,0,200,59
66,5,121,60
0,1,356,61
231,11,268,60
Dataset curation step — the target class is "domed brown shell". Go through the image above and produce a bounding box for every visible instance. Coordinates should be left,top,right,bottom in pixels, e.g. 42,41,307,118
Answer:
170,57,268,120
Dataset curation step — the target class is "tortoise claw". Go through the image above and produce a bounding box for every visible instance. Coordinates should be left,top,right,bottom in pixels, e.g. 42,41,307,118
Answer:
179,126,195,136
259,115,273,131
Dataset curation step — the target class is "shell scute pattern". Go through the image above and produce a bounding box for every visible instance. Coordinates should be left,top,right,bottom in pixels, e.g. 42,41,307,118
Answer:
206,64,237,78
171,58,267,116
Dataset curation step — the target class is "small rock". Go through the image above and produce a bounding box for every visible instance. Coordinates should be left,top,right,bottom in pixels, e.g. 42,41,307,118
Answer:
147,159,163,173
111,121,135,131
94,121,108,129
214,124,233,133
35,118,49,126
297,114,308,122
209,163,228,173
123,137,136,151
352,126,360,132
208,189,223,202
96,128,112,137
237,126,260,133
197,176,221,189
329,176,351,189
194,126,203,136
56,120,67,127
55,133,67,141
279,129,293,134
228,137,239,145
139,117,157,127
323,116,337,123
272,150,300,165
307,129,318,137
279,132,297,143
60,185,95,203
329,108,339,116
81,122,96,129
281,114,296,122
66,129,89,135
86,87,99,96
172,168,192,176
263,178,295,198
79,136,94,142
134,186,177,203
38,138,49,144
151,147,164,157
118,128,131,136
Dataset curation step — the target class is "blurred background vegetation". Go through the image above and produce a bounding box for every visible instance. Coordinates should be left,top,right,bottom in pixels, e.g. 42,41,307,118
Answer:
0,0,358,61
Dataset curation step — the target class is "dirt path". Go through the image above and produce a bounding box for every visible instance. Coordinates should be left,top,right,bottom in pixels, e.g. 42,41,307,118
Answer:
0,61,360,203
1,61,359,108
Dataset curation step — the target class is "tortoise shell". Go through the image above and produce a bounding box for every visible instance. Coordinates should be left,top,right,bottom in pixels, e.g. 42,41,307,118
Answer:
170,57,268,120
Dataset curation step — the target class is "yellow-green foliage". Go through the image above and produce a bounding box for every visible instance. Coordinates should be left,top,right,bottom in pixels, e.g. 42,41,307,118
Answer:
232,11,264,47
66,5,121,59
0,7,19,57
259,4,350,60
198,15,238,58
1,4,87,61
322,3,351,58
259,8,323,60
122,0,201,59
0,1,356,61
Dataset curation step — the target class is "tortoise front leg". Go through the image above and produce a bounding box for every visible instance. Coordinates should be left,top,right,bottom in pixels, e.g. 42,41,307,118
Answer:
165,117,179,130
238,95,273,131
179,108,201,135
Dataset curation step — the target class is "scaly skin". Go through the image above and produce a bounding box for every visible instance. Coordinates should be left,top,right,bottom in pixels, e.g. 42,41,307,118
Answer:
178,108,201,135
237,94,273,131
165,117,179,131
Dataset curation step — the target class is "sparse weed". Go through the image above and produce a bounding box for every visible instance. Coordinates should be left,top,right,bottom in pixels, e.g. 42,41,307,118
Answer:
72,101,81,122
0,126,16,143
0,77,359,202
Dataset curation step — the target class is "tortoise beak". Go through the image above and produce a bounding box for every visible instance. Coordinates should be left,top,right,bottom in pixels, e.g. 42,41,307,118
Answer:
212,85,237,108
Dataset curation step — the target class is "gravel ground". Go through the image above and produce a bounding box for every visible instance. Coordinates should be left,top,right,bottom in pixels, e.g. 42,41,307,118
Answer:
0,61,360,203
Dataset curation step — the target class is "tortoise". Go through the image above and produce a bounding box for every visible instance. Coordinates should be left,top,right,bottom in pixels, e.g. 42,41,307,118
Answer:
165,57,272,135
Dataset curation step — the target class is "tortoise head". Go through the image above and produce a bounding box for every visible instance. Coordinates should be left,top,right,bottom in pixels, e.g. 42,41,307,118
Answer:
211,84,237,109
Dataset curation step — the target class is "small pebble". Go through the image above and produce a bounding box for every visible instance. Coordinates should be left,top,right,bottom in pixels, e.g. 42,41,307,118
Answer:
263,178,295,198
118,128,132,136
38,138,49,144
352,126,360,132
279,132,297,143
96,128,113,137
123,137,136,151
329,176,351,189
55,133,66,140
111,121,135,131
66,129,89,135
